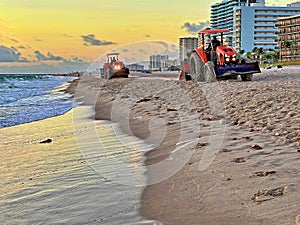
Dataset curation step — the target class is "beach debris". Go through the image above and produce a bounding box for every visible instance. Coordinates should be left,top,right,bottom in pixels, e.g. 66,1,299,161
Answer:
297,150,300,153
251,144,263,150
222,148,232,152
232,136,253,141
254,170,276,177
167,108,177,112
136,97,151,103
121,94,130,99
257,120,267,127
233,157,246,163
275,132,280,136
39,138,52,144
197,142,209,148
251,186,288,204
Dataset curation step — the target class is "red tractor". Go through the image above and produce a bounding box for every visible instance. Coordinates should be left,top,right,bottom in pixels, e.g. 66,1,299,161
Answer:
101,53,129,79
180,29,261,82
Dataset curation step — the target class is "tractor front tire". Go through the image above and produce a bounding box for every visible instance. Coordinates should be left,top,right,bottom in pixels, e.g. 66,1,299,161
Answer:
190,52,205,82
204,62,217,83
241,74,253,81
105,69,111,79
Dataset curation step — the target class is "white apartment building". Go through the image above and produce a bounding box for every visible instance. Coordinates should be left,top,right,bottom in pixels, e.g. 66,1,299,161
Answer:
233,2,300,52
150,54,169,70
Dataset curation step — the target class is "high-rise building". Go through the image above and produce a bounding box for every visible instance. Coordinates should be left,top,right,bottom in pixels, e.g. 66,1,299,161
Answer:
233,3,300,52
277,14,300,61
179,37,198,63
150,54,169,70
211,0,255,45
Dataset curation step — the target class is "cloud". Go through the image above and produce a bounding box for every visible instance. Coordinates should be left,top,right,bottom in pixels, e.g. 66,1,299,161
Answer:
70,56,84,63
62,33,72,38
47,52,66,61
34,37,43,42
181,21,210,34
81,34,117,46
34,50,48,61
34,50,67,61
0,45,28,62
10,38,18,43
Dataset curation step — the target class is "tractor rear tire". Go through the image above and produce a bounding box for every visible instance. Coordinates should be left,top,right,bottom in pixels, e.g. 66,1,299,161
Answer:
241,74,253,81
204,62,217,83
190,52,205,82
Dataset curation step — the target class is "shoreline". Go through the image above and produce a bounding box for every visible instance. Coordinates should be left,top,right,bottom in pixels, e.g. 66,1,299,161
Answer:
0,106,156,224
66,69,299,225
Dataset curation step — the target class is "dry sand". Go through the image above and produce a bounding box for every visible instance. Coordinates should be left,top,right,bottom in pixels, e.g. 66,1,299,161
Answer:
67,67,299,225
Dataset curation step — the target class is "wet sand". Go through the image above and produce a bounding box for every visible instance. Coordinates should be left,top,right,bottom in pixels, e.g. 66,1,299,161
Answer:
0,107,155,224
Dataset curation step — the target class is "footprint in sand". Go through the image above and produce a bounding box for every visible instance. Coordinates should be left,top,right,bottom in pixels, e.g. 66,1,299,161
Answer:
233,157,246,163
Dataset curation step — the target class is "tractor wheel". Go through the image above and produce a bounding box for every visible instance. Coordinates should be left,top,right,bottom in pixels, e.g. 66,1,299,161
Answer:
190,52,205,82
204,62,217,83
105,69,111,79
241,74,253,81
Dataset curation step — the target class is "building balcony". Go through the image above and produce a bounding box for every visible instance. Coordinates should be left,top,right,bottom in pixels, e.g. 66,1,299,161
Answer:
254,28,278,32
254,17,278,22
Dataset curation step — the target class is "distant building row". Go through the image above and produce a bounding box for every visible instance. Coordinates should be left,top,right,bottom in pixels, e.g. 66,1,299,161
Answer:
149,55,178,70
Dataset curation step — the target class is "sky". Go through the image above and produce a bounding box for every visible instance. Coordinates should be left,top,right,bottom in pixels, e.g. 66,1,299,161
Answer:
0,0,292,73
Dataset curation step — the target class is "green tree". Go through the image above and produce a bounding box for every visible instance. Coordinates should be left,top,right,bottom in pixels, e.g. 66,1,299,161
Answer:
237,49,245,60
252,47,264,63
272,50,280,62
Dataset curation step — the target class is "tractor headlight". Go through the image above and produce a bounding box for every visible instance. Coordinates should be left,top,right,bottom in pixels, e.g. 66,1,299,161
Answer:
114,65,121,70
225,57,230,63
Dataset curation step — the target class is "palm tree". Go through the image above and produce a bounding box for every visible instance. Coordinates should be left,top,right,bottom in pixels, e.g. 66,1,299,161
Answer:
272,50,280,62
252,47,264,63
237,49,245,60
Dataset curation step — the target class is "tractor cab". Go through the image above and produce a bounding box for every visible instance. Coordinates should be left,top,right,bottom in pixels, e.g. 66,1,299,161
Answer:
107,53,119,64
198,29,238,67
101,52,129,79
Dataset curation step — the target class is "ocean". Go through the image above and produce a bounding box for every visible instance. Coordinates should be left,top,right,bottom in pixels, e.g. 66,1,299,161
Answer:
0,74,74,128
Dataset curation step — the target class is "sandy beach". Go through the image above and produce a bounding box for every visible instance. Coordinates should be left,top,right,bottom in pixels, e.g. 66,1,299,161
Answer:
1,67,299,224
67,67,299,225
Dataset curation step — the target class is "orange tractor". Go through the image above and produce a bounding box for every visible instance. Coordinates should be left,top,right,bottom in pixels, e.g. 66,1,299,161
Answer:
101,53,129,79
180,29,261,82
